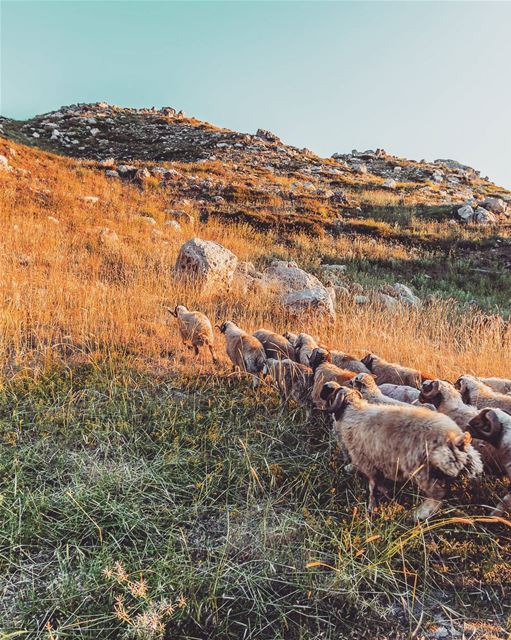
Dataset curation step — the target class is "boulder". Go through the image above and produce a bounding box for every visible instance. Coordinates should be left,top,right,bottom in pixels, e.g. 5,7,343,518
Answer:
383,178,397,189
473,207,496,224
0,154,11,171
282,287,335,319
457,205,474,222
375,292,400,310
232,261,263,294
393,283,421,307
261,260,335,319
481,197,507,215
174,238,238,292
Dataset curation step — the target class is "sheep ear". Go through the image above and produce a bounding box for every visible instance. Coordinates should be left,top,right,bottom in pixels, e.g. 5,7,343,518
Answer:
167,306,178,317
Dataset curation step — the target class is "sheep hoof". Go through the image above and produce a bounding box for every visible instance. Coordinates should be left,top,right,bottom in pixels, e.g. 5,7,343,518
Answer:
414,498,442,521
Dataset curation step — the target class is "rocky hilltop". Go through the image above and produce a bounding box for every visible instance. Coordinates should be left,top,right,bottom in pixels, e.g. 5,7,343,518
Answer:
1,101,510,228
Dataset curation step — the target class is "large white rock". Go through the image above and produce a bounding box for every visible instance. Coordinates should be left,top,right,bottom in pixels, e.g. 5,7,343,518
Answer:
481,197,507,215
473,207,496,224
457,205,474,222
261,260,335,319
282,287,335,319
393,283,421,307
174,238,238,292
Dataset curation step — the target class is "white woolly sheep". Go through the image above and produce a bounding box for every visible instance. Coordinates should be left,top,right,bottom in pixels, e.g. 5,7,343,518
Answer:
455,375,511,413
308,348,356,410
478,377,511,395
320,383,483,519
253,329,296,361
378,383,421,404
262,358,313,406
361,353,433,388
168,305,217,363
218,321,266,388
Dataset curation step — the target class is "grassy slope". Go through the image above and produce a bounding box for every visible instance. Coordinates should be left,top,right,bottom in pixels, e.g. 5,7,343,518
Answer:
0,138,510,638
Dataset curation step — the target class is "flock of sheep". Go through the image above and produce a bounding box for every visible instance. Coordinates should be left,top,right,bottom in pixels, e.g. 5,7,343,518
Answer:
169,304,511,521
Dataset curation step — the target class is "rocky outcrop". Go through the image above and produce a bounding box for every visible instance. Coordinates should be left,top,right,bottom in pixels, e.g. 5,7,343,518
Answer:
174,238,238,292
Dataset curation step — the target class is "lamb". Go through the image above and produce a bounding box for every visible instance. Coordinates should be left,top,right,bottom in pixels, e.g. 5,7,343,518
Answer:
320,383,483,519
218,321,266,388
467,408,511,516
262,358,313,406
361,353,433,388
168,305,217,363
420,379,507,477
308,348,356,410
455,375,511,413
253,329,296,361
478,377,511,395
378,383,421,404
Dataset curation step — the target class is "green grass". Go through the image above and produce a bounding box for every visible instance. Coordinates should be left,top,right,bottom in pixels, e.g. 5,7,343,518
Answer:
1,363,510,639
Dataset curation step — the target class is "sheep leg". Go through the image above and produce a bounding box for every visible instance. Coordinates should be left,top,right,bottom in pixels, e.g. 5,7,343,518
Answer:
208,344,219,364
414,498,442,521
491,492,511,517
368,476,381,513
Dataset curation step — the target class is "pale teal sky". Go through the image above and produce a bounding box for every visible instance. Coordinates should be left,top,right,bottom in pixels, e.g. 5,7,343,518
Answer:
1,1,510,187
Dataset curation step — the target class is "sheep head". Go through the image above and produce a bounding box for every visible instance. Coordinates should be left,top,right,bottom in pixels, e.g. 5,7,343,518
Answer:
308,347,332,371
361,353,375,370
468,409,505,447
419,380,442,407
454,376,474,405
320,383,360,419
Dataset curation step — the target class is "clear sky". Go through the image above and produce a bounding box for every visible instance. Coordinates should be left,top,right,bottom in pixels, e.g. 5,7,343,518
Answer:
1,1,510,187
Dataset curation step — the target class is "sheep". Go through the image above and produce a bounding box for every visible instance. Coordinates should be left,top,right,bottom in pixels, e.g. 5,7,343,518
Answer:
262,358,313,406
330,351,371,375
218,321,266,388
351,373,438,411
419,380,477,427
361,353,433,388
349,373,411,406
420,379,506,477
308,348,356,410
168,305,217,363
284,332,323,366
320,383,483,519
253,329,296,361
467,408,511,516
284,332,368,374
455,375,511,413
378,383,421,404
478,377,511,395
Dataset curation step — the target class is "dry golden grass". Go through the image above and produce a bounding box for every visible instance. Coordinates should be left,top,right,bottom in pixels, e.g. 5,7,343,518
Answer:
1,139,509,380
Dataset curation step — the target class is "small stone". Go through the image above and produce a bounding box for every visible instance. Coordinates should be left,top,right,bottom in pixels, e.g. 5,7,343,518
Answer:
48,216,60,224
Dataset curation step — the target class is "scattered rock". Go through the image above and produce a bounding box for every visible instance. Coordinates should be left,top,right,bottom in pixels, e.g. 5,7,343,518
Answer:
105,170,119,178
382,178,397,189
256,128,281,144
0,154,12,171
481,196,507,215
165,220,181,231
393,283,421,307
98,227,119,246
174,237,238,292
473,207,496,224
457,204,474,222
48,216,60,224
80,196,99,205
354,295,369,304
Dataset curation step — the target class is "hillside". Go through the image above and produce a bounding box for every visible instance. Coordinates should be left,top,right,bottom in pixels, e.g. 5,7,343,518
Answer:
0,116,510,639
2,102,511,317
